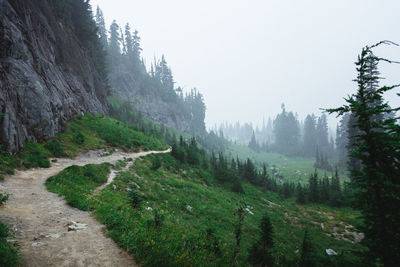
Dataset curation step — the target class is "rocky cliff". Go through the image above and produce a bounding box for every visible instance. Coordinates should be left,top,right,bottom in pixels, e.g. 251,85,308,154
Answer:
0,0,108,153
109,67,191,132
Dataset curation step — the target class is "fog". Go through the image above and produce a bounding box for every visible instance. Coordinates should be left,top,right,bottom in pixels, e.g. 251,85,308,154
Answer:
91,0,400,129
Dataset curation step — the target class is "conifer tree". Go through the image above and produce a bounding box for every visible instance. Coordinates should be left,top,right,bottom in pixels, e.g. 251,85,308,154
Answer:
330,168,342,207
95,6,108,48
327,41,400,265
248,131,259,152
108,20,121,64
303,114,317,156
296,183,306,204
300,228,316,267
124,23,133,56
232,203,246,267
248,214,274,267
308,171,319,202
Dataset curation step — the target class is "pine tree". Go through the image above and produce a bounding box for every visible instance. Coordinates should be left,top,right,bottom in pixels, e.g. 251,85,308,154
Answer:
303,114,317,156
232,203,246,267
108,20,121,63
248,214,274,267
308,171,319,203
316,114,329,152
335,113,350,171
95,6,108,48
273,103,300,155
300,228,316,267
330,168,343,207
124,23,133,56
296,183,306,204
327,41,400,266
248,131,259,152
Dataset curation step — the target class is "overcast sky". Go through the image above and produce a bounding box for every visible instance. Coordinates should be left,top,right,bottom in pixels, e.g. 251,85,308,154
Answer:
91,0,400,130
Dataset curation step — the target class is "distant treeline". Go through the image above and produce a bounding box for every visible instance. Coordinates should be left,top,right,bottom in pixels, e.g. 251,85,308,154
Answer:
219,104,354,172
171,136,351,208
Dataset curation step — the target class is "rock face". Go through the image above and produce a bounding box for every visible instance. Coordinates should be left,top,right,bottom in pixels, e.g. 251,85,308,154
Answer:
109,67,191,133
0,0,108,153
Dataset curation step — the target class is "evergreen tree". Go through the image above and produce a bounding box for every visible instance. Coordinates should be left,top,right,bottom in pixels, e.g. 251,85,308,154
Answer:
296,183,306,204
232,203,246,267
124,23,133,56
308,171,319,202
248,214,274,267
327,41,400,266
108,20,121,64
330,168,343,207
248,131,259,152
95,6,108,48
300,228,316,267
273,103,300,155
335,113,350,171
316,114,329,154
303,114,317,156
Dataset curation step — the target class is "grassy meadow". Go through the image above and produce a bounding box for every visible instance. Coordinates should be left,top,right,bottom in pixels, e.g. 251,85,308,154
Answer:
226,143,348,184
46,153,366,266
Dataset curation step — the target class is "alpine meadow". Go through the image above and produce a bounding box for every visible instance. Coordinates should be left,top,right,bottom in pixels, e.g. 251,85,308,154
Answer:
0,0,399,266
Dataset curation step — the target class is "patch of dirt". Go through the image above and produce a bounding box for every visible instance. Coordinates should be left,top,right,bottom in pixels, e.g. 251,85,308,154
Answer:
0,148,170,267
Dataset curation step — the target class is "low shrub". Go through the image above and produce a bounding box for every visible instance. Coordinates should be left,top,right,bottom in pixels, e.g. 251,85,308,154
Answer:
0,193,9,205
128,189,142,208
151,155,161,170
20,142,50,168
0,221,20,267
44,141,66,157
73,132,85,145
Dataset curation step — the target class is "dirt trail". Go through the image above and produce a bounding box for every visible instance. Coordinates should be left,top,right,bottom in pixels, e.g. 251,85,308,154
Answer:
0,148,170,267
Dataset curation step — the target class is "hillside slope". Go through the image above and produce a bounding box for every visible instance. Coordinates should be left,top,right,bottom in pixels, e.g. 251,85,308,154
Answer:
0,0,108,153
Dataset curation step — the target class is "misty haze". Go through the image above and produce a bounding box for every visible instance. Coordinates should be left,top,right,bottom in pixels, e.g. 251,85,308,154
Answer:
0,0,399,266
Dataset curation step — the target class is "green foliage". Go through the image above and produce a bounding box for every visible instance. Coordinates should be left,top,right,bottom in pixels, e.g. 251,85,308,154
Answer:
272,104,301,156
44,141,67,157
327,41,400,266
151,155,162,170
232,179,244,194
0,221,20,267
81,115,167,151
232,203,246,266
153,209,165,228
52,152,365,266
45,163,110,211
248,214,274,267
54,115,168,157
20,142,51,168
128,189,142,209
300,228,317,267
248,131,260,152
73,132,85,145
0,192,9,205
0,146,20,179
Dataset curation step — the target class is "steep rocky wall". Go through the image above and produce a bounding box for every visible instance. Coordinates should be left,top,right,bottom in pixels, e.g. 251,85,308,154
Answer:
0,0,108,153
109,67,191,133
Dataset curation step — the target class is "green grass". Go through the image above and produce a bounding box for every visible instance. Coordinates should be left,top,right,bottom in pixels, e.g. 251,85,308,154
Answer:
53,115,168,157
1,142,52,178
226,143,348,184
0,221,20,267
45,163,111,211
0,114,168,177
46,153,366,266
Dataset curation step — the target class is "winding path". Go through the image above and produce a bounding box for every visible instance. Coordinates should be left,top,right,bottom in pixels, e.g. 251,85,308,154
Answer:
0,148,170,267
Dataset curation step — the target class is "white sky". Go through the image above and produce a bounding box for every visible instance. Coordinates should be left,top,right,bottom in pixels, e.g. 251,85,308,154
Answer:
91,0,400,129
